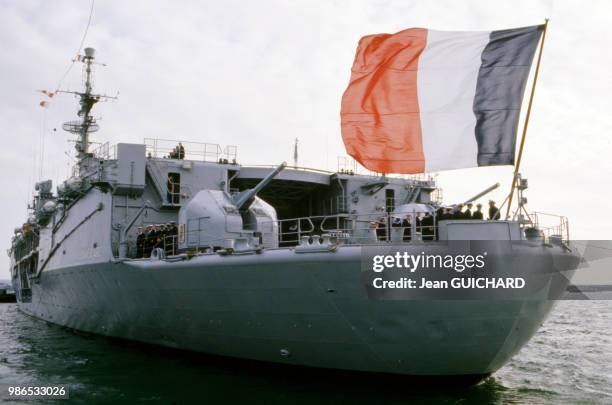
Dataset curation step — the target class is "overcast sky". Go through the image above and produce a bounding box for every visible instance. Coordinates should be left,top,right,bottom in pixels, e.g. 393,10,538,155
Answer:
1,0,610,279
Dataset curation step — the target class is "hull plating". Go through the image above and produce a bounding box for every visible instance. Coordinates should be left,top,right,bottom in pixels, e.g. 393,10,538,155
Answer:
16,244,575,377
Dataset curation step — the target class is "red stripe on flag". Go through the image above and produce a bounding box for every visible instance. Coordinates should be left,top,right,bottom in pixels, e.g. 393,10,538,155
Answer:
340,28,427,174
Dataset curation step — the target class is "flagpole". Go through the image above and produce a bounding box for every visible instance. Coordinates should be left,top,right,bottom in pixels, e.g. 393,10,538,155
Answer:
505,18,549,219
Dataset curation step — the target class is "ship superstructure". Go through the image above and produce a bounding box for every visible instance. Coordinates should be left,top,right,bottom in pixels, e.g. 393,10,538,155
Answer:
9,49,580,382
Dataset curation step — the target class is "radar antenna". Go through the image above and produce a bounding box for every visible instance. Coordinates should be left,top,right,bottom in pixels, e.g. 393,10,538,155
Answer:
54,47,117,159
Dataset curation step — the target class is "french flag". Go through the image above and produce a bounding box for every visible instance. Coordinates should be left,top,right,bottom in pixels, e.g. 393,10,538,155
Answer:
340,25,544,174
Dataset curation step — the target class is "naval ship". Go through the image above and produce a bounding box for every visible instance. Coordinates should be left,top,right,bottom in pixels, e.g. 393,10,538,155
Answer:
9,48,580,383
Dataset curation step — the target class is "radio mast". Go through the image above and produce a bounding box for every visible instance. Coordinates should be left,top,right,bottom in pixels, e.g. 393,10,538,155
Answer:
58,47,116,161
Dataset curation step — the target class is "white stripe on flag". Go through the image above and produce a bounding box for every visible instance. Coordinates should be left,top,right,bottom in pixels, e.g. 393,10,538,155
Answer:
417,30,491,172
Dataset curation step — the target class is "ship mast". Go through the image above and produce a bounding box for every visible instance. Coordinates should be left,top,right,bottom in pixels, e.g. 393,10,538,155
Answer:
79,47,96,157
58,47,115,162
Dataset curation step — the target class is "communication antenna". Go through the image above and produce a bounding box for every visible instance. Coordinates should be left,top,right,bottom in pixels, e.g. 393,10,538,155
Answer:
54,47,117,160
293,138,299,168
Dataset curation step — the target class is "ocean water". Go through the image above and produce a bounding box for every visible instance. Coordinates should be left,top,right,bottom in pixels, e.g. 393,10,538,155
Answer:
0,301,610,404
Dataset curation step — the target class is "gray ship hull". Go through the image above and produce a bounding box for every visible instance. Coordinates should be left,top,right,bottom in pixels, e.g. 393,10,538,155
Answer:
16,243,578,378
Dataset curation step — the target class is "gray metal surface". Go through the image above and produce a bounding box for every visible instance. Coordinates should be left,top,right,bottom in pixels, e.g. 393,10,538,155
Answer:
237,166,332,186
17,243,576,376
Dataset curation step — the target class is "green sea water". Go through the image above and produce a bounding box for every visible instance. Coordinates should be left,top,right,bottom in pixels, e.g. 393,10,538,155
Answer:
0,301,610,404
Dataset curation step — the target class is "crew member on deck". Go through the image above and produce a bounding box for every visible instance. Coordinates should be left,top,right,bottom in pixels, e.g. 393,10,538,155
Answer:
144,225,154,256
464,203,473,219
168,221,177,237
167,221,178,253
439,207,452,221
453,204,464,220
402,215,412,241
158,224,166,248
473,203,484,220
150,225,160,253
376,217,388,241
421,213,434,240
136,227,145,258
488,200,501,220
156,224,167,250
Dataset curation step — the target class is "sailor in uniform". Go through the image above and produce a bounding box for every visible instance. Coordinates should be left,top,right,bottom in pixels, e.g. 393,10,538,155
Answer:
421,213,434,240
402,215,412,241
464,203,473,219
472,203,484,220
167,221,178,253
144,225,156,256
453,204,464,219
136,227,145,257
488,200,500,220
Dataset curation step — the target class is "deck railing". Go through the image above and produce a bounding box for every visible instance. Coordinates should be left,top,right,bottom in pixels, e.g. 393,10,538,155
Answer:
530,212,570,243
269,210,570,246
91,141,116,160
272,211,438,246
128,210,572,256
336,156,438,183
144,138,237,163
163,235,178,256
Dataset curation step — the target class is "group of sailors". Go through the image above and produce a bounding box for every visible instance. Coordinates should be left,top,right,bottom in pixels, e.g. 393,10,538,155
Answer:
388,213,437,241
135,222,178,258
167,143,185,159
437,200,500,221
379,200,501,241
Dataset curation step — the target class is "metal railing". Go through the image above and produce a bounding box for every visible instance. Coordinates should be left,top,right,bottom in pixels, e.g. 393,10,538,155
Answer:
144,138,237,163
270,210,571,246
337,156,359,174
163,235,178,256
272,211,439,246
530,212,570,243
329,195,348,214
145,160,192,206
167,180,181,205
336,156,439,183
91,141,116,160
11,233,39,263
132,212,571,257
431,187,444,205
